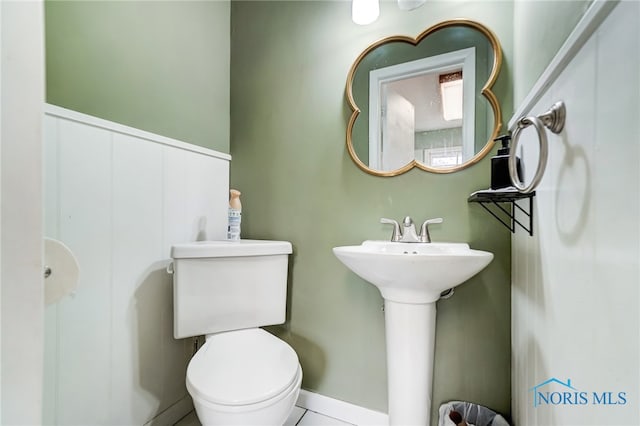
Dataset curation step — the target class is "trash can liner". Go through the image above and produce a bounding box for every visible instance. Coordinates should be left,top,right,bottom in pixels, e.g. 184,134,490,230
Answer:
438,401,509,426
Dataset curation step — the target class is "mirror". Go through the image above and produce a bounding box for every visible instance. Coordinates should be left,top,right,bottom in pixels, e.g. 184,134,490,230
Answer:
346,19,502,176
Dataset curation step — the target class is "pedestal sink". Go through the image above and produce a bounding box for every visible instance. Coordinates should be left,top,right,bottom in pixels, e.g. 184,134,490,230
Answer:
333,240,493,425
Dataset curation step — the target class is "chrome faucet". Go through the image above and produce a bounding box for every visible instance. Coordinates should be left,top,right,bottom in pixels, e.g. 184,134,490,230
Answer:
419,218,443,243
400,216,420,242
380,218,402,242
380,216,443,243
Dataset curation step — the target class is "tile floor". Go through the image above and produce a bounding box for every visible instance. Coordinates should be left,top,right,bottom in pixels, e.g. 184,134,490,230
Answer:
174,406,356,426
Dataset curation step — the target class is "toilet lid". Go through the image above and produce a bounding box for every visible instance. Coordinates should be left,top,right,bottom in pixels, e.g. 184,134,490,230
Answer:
186,328,300,406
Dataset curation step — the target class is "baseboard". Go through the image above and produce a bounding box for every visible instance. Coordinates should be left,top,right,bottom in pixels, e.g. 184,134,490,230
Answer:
296,389,388,425
142,390,386,425
144,395,194,426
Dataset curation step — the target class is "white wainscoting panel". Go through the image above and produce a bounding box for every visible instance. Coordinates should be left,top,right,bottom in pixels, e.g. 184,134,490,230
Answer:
511,2,639,425
43,105,230,425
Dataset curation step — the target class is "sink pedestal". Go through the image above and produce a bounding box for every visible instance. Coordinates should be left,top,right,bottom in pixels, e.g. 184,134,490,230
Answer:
332,241,494,426
385,300,436,425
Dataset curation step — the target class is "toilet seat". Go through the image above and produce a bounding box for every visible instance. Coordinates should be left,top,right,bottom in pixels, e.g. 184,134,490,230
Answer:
186,328,300,407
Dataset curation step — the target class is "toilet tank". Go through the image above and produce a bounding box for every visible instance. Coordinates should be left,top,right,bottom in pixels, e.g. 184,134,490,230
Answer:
171,240,293,339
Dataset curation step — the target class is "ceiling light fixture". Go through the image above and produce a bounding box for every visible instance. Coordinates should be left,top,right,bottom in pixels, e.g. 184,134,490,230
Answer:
352,0,380,25
352,0,426,25
440,71,464,121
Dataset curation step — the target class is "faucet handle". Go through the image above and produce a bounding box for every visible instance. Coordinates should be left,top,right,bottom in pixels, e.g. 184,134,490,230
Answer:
420,218,443,243
381,218,401,242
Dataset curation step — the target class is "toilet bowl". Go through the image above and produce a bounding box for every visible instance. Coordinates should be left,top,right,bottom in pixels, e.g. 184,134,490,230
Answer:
186,328,302,426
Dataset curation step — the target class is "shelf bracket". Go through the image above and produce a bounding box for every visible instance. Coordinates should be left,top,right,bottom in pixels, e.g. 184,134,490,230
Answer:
468,190,535,236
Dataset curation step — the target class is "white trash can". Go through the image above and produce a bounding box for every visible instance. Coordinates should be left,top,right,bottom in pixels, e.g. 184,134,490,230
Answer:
438,401,509,426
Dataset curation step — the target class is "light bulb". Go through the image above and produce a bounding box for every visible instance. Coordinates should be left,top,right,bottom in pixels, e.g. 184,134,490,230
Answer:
352,0,379,25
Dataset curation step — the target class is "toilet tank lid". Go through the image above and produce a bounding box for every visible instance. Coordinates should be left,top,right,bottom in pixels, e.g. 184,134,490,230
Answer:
171,239,292,259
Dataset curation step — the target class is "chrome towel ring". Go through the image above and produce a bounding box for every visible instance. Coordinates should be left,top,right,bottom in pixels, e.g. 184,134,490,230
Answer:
509,101,566,194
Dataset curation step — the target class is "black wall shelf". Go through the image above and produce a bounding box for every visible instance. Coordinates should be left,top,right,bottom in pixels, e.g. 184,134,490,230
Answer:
468,189,535,236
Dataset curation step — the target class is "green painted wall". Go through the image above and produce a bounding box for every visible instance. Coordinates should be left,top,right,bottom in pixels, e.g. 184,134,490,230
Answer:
45,0,230,152
513,0,591,105
230,1,513,422
43,0,579,421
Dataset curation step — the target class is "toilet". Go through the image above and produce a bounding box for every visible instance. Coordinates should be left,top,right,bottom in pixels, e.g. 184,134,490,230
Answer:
170,239,302,426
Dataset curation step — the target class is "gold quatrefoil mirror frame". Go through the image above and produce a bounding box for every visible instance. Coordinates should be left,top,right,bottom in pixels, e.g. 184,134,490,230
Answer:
346,19,503,176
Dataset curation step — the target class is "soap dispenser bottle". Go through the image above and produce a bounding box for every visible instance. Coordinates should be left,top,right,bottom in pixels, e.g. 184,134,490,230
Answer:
227,189,242,240
491,134,523,190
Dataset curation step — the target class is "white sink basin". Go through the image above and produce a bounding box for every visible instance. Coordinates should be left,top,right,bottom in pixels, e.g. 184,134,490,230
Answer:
333,239,493,424
333,240,493,303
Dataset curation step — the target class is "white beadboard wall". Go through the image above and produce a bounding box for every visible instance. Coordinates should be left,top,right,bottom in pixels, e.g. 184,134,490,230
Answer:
42,105,230,425
511,2,639,425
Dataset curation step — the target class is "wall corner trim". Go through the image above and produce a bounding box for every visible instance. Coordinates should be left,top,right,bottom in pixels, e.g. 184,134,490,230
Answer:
508,0,619,129
44,104,232,162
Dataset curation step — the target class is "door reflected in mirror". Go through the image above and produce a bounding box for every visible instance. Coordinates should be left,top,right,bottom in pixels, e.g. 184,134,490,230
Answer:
370,48,475,171
346,19,503,176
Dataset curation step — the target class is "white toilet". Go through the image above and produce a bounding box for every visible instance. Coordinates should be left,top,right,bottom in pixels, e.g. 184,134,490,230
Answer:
171,239,302,426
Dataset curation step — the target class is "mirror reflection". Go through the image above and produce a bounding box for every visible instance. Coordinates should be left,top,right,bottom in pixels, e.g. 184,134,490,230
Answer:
346,19,503,176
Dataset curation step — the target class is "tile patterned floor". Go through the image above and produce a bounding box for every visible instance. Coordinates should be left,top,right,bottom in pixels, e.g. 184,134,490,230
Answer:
174,405,356,426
